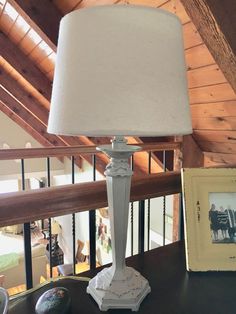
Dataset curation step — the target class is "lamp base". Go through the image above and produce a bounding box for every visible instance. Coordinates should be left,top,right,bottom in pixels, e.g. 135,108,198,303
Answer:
87,266,151,311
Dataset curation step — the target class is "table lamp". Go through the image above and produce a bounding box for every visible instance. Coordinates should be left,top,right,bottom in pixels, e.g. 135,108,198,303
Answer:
48,5,192,311
51,220,61,249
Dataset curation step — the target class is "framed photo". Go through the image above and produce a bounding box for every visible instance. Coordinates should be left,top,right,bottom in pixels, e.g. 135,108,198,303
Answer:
182,168,236,271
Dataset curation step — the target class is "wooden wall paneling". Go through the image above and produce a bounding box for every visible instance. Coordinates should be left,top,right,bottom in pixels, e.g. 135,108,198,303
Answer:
8,0,62,52
193,130,236,144
204,152,236,167
181,0,236,94
192,117,236,131
198,141,236,155
185,44,215,70
0,171,181,227
191,101,236,118
189,83,236,104
0,31,52,101
160,0,190,24
187,64,226,89
182,21,202,50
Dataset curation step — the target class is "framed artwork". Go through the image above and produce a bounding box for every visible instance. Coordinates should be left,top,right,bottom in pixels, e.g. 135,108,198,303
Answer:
181,168,236,271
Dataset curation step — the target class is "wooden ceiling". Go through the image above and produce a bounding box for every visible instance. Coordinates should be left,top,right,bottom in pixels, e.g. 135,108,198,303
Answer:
0,0,236,170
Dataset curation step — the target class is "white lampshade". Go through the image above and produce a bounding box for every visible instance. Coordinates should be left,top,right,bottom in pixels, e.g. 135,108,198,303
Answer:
48,5,192,137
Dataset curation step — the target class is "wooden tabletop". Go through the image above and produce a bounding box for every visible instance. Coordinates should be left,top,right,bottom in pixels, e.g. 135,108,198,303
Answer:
9,241,236,314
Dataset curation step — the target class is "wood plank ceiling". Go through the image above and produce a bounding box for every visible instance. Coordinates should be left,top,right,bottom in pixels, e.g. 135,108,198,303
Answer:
0,0,236,170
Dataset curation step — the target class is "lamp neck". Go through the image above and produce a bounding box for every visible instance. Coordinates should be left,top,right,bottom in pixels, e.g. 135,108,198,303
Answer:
111,136,127,150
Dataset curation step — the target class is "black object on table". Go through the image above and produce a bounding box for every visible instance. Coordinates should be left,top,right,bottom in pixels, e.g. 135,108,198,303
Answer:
45,246,64,267
35,287,71,314
9,241,236,314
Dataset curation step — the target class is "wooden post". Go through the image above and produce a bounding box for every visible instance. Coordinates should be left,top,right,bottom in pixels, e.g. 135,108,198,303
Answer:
173,135,204,241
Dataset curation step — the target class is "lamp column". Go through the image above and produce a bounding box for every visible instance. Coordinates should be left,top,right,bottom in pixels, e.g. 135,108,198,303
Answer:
87,136,151,311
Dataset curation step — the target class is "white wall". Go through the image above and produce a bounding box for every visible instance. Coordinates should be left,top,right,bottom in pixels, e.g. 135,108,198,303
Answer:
0,111,64,180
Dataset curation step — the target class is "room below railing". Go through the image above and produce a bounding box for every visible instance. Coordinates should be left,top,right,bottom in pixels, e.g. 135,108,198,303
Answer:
0,142,182,294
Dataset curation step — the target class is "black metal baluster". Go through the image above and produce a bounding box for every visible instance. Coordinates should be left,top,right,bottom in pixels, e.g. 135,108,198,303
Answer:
147,152,151,251
163,151,166,246
138,200,145,254
89,154,96,270
21,159,33,289
72,156,76,275
47,157,53,278
130,155,134,256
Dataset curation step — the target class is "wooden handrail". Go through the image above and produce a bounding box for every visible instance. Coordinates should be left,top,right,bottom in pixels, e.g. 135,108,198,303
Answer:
0,171,181,227
0,142,180,160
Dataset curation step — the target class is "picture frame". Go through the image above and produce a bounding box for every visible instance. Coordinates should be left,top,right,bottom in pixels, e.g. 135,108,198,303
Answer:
181,168,236,271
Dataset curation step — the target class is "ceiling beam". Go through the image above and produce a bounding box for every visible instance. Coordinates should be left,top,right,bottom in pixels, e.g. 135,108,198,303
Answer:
0,66,50,124
180,0,236,93
0,31,52,101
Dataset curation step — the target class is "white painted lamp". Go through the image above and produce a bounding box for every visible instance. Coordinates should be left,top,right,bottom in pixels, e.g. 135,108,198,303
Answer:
48,5,192,311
